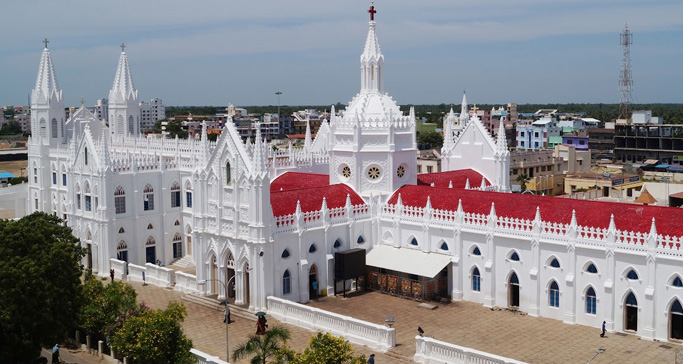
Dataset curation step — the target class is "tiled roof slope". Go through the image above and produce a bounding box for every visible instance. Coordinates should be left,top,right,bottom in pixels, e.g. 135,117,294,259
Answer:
271,172,330,192
388,185,683,237
417,169,489,189
270,172,364,217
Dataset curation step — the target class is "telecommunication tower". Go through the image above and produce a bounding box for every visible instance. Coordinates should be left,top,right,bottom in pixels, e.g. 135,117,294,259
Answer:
618,24,633,121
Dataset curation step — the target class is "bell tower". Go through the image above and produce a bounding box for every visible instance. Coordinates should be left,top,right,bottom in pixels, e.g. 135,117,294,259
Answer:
108,44,140,136
30,39,65,146
329,5,417,201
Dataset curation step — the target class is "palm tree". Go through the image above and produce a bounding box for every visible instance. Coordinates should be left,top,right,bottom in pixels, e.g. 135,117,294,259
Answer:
516,173,529,193
232,326,291,364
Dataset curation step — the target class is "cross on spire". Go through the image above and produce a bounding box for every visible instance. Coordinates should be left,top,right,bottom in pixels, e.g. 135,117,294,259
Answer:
368,2,377,21
43,38,49,49
120,43,126,52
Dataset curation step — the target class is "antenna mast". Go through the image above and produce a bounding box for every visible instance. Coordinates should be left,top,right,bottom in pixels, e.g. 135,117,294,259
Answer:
618,24,633,122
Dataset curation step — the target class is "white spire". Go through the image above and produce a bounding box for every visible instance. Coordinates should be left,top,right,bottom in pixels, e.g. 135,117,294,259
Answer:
360,4,384,93
100,129,111,168
442,107,455,151
496,119,507,151
33,44,61,104
304,119,312,152
109,44,137,104
253,123,267,174
460,90,469,124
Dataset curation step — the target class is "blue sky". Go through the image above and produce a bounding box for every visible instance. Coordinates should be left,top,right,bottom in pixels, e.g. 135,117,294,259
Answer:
1,0,682,108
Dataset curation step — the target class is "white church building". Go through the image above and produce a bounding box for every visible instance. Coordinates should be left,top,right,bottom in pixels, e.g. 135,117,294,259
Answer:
27,6,683,343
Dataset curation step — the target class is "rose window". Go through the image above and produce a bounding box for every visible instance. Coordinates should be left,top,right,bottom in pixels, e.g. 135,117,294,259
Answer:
342,166,351,178
367,166,381,180
397,165,405,178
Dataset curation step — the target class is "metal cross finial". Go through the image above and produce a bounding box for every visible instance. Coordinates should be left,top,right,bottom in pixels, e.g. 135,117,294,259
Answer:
120,43,126,52
43,38,49,48
368,2,377,21
81,97,85,106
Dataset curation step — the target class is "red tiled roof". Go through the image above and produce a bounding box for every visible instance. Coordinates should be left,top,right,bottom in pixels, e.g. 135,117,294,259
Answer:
271,172,329,193
417,169,489,189
271,184,365,217
388,185,683,236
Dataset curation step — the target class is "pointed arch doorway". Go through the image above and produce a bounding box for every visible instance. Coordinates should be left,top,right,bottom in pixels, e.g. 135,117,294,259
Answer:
309,264,319,299
670,299,683,340
225,251,236,299
508,272,520,308
624,292,638,332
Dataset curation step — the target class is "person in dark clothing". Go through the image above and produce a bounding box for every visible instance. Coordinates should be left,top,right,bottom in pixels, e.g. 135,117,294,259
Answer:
110,268,115,282
600,321,606,337
51,344,60,364
223,306,231,323
256,315,268,335
367,353,375,364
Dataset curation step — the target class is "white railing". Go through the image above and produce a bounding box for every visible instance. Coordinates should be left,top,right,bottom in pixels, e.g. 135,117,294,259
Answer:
267,296,395,352
414,336,527,364
127,263,146,283
145,263,175,288
175,271,201,294
109,258,127,280
190,348,229,364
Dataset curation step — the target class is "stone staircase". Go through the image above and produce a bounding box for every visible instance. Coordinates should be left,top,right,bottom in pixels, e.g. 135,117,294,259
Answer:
383,349,414,363
181,294,256,321
170,255,195,269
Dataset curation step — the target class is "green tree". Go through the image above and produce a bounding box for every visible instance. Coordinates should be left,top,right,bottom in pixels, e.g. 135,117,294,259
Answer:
0,120,23,135
516,173,529,193
233,326,291,364
417,130,444,149
0,212,85,363
287,332,366,364
165,120,188,139
79,277,138,342
111,301,193,364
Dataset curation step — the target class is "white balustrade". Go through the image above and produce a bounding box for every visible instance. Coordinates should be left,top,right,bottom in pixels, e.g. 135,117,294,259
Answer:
267,296,395,352
174,271,201,294
144,263,175,288
109,258,127,280
414,336,527,364
127,263,146,283
190,348,229,364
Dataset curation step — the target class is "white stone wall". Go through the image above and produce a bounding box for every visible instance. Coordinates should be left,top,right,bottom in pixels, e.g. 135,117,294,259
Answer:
378,202,683,342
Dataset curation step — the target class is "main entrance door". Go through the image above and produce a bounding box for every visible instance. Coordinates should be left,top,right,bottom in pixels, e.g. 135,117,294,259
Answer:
624,292,638,332
508,272,520,308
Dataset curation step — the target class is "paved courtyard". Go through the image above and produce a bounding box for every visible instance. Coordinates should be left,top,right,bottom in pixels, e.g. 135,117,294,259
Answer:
72,281,681,364
306,291,681,364
127,282,395,363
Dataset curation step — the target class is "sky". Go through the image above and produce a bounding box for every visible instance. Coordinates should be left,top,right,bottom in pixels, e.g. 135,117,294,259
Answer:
1,0,682,108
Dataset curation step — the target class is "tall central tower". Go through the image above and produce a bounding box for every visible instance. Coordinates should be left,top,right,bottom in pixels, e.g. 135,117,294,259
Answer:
328,5,417,200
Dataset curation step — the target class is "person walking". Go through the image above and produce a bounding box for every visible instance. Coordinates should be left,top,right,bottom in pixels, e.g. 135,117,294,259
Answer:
600,321,606,338
223,305,231,324
51,344,60,364
110,268,115,282
367,353,375,363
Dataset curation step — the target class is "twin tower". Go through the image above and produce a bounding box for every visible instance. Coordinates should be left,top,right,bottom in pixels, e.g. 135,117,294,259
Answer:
30,43,141,147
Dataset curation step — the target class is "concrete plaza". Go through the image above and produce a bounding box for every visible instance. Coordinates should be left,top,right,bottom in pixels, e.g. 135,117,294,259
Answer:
71,281,681,363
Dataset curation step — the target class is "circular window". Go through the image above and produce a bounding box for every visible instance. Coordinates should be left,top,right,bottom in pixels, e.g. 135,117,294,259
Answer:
397,165,405,178
367,166,381,180
342,166,351,178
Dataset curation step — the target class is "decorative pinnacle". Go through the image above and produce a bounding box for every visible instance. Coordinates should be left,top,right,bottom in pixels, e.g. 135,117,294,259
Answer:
368,2,377,21
43,38,49,49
